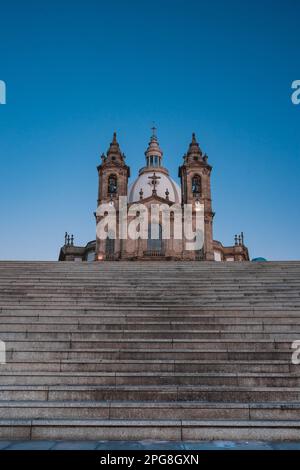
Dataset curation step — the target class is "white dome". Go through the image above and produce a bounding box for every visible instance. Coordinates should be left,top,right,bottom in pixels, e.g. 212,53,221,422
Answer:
128,170,181,203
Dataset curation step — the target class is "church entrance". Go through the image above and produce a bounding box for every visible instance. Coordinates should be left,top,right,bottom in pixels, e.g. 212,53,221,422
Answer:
195,229,204,260
146,223,163,255
105,231,115,258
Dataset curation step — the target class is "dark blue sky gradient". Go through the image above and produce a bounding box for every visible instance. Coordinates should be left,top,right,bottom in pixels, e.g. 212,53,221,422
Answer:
0,0,299,260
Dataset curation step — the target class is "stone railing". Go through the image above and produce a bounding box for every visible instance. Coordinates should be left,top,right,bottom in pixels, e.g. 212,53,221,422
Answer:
143,250,165,257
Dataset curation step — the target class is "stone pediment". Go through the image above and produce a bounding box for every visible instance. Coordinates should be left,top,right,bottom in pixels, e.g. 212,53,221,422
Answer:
128,193,175,207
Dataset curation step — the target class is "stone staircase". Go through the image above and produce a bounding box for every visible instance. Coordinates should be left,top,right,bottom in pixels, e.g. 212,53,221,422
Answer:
0,260,300,440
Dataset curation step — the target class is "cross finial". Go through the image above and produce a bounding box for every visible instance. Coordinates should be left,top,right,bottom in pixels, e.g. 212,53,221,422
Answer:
148,172,161,195
151,122,157,138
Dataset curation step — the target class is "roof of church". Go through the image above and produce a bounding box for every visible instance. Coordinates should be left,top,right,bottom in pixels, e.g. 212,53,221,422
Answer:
128,130,181,204
128,169,181,203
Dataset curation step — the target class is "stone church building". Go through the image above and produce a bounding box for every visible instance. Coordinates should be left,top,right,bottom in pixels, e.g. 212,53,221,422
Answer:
59,131,249,262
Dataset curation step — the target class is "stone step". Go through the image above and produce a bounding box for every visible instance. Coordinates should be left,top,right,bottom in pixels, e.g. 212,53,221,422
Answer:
2,307,300,314
0,274,298,280
0,371,299,387
11,280,294,284
2,314,300,323
0,385,300,402
2,302,299,309
0,266,297,272
1,273,297,278
2,279,299,284
1,291,299,298
3,280,299,286
3,305,298,311
8,348,292,361
1,330,300,340
6,288,298,293
0,400,300,421
2,417,300,440
1,292,298,298
4,338,294,350
4,419,300,441
1,321,300,333
10,276,295,280
1,322,300,333
0,360,292,373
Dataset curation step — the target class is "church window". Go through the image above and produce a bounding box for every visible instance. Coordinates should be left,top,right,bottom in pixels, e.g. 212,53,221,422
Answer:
108,175,117,195
192,175,201,197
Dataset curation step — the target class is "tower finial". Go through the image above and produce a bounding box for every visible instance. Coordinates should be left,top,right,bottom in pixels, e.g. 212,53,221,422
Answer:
106,131,123,161
151,122,157,139
185,132,203,160
145,125,163,168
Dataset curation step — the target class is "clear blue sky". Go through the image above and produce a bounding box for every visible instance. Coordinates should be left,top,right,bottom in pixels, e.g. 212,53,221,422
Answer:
0,0,299,260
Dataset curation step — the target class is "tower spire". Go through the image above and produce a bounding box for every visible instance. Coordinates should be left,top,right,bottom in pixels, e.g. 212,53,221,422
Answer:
186,132,203,162
106,131,123,161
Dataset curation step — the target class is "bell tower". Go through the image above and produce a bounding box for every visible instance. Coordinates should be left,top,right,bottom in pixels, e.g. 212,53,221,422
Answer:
178,133,214,260
96,132,130,260
97,132,130,205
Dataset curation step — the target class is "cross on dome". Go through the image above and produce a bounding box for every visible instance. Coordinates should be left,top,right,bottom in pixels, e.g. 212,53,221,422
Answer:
148,172,161,195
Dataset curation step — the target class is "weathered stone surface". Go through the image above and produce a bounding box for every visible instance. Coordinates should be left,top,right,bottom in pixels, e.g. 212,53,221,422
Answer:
0,261,300,440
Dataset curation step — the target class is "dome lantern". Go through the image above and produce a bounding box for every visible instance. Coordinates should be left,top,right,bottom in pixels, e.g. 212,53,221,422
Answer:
145,126,163,168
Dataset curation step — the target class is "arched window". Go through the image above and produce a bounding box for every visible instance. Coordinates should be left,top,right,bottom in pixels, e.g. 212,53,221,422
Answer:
108,175,117,195
192,175,201,197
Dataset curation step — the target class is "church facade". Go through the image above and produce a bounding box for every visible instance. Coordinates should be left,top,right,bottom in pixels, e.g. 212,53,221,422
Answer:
59,131,249,262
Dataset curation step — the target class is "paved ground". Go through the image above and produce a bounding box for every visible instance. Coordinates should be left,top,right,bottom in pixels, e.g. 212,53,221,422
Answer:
1,440,300,450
